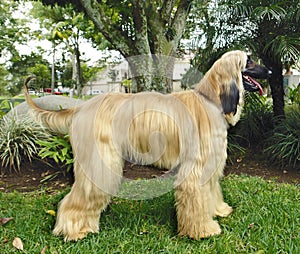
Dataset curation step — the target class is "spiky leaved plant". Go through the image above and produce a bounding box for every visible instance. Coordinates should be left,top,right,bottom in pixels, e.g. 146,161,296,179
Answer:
264,109,300,168
0,115,49,173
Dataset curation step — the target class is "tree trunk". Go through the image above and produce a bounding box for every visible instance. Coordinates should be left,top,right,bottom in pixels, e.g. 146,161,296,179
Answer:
260,54,285,118
269,64,285,117
75,45,82,96
127,54,176,93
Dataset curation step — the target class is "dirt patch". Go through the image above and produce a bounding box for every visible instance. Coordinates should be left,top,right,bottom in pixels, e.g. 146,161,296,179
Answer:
224,156,300,184
0,159,74,193
0,156,299,193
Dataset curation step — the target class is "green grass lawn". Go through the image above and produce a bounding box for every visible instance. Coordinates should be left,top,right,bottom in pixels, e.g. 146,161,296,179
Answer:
0,175,299,253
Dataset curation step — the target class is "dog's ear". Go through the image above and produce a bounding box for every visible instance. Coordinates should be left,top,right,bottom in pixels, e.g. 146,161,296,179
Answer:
221,80,240,115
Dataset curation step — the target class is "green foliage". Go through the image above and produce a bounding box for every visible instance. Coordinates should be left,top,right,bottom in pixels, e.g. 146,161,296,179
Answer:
264,109,300,168
0,0,25,55
0,176,299,253
230,93,274,148
0,115,49,172
0,65,10,96
0,98,25,116
0,99,12,117
227,134,246,164
37,135,74,172
7,52,51,96
287,85,300,105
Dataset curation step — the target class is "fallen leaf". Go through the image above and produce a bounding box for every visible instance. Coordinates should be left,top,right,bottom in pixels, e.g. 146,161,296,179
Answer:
0,217,13,226
12,237,24,250
248,223,255,229
46,210,56,216
139,228,149,235
3,238,9,243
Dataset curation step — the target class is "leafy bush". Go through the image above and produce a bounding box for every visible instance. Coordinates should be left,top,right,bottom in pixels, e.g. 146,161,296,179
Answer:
264,108,300,168
229,93,274,148
286,85,300,105
37,135,74,172
227,134,246,164
0,115,49,172
0,98,25,117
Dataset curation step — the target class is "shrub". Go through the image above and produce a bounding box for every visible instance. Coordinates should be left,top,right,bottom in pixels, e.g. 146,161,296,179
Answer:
286,85,300,106
229,93,274,148
264,108,300,168
37,135,74,172
0,115,49,172
227,134,246,164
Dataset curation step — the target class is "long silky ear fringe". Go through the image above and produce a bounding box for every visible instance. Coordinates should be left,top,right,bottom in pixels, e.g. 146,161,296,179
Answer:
195,50,246,126
220,80,240,115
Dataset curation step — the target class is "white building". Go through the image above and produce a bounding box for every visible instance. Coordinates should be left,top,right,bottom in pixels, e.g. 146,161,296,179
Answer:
82,59,191,95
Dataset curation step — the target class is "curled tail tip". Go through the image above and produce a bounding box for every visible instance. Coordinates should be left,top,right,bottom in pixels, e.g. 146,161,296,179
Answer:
23,76,36,91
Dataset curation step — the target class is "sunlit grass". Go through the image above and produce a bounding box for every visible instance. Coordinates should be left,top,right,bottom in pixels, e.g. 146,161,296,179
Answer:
0,175,299,253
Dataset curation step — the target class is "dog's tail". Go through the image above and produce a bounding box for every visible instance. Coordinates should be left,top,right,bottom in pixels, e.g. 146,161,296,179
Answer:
23,76,76,134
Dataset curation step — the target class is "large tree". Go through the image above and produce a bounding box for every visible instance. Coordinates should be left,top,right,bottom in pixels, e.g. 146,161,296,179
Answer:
40,0,193,92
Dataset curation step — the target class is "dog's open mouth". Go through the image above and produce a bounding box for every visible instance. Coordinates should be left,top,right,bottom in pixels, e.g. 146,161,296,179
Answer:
242,75,264,95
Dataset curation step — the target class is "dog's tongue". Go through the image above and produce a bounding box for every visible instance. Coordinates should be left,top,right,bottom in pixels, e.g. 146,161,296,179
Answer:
248,76,264,95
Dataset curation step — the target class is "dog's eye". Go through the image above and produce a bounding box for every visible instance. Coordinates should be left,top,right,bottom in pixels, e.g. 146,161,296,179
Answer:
246,57,253,67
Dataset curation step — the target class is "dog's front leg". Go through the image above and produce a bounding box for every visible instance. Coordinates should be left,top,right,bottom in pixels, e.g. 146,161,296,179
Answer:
212,179,233,218
175,163,221,239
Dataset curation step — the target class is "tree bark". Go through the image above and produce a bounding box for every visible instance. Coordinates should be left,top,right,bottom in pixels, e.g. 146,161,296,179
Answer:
260,54,285,118
75,44,82,96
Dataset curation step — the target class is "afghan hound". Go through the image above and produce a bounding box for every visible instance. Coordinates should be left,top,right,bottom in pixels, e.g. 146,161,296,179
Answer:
23,50,270,241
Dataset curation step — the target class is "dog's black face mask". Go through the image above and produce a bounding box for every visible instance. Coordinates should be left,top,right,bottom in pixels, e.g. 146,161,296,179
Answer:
242,55,271,95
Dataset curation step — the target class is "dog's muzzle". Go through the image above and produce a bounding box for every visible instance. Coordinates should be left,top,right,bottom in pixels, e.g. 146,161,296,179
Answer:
242,65,271,95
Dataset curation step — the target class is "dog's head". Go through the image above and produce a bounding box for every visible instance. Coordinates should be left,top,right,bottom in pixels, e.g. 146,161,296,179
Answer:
242,55,271,95
213,50,270,125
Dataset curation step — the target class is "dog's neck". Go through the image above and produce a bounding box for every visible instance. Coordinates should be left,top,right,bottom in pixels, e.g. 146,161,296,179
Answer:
194,74,222,109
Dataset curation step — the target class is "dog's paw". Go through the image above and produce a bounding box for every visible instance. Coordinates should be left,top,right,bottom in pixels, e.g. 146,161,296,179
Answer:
63,232,88,242
199,220,222,238
215,202,233,217
54,225,98,241
179,220,221,239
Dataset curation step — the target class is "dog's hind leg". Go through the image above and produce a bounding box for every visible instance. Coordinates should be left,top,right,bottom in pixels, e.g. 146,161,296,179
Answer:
175,161,222,239
53,155,123,241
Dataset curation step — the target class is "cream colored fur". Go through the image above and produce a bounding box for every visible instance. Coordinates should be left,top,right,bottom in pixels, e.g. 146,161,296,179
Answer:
24,50,248,241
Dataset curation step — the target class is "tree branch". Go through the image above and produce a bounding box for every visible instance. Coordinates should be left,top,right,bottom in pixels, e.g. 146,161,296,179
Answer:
79,0,132,56
160,0,176,25
170,0,192,46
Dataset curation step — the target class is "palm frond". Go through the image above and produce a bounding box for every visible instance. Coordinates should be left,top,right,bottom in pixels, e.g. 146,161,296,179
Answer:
252,4,286,21
265,35,300,63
